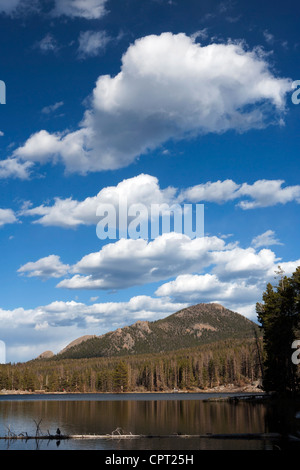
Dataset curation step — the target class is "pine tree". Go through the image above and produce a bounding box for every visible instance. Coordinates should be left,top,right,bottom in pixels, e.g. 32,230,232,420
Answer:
113,361,129,392
257,266,300,394
23,368,36,391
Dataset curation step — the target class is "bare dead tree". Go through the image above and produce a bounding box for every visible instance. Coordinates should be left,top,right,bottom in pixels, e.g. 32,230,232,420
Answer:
33,419,43,438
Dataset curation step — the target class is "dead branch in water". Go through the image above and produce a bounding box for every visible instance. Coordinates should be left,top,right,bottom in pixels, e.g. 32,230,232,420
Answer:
33,419,43,438
1,419,69,441
1,421,298,445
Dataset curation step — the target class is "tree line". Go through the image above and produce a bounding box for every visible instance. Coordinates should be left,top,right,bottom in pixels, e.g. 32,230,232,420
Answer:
0,338,262,393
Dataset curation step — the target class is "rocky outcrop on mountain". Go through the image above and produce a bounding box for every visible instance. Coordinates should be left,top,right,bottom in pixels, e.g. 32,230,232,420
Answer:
55,303,259,360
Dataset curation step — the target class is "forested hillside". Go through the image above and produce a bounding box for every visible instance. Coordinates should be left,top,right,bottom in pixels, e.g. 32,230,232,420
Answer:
0,338,262,393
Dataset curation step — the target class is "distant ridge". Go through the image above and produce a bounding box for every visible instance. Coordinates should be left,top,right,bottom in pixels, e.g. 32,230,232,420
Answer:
59,335,96,354
37,350,54,359
52,303,259,360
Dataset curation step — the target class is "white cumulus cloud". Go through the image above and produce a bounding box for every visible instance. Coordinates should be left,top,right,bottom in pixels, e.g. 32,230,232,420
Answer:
0,158,33,180
251,230,283,248
0,208,18,227
20,174,176,227
236,180,300,209
179,179,300,207
9,33,292,176
155,273,261,306
19,175,300,226
179,180,241,203
56,233,225,290
18,255,70,279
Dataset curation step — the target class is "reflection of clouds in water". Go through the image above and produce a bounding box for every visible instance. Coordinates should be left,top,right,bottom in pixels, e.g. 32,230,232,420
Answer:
0,341,6,364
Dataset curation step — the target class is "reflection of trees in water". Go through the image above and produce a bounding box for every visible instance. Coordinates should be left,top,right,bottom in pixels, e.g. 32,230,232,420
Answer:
0,398,268,436
2,397,300,449
138,400,267,435
265,397,300,434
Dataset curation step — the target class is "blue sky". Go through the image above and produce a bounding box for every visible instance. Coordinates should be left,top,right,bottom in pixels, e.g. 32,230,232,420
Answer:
0,0,300,362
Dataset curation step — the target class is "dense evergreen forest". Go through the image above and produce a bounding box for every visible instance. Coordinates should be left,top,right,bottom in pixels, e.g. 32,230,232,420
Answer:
0,338,262,393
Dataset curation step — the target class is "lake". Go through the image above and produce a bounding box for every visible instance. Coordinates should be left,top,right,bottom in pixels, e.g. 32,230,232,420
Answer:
0,392,299,450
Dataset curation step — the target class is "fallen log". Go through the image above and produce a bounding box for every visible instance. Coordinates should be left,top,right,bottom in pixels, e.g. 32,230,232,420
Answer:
0,432,283,441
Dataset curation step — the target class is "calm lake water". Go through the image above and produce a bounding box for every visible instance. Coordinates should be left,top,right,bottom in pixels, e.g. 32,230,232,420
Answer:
0,392,299,450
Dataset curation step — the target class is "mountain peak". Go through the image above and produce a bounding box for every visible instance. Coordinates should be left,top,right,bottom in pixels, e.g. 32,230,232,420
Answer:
54,303,259,360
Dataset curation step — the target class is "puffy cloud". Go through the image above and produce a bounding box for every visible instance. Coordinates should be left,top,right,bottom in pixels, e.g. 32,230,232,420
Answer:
20,174,176,228
179,180,240,203
0,208,18,227
251,230,283,248
57,233,225,289
18,227,298,296
210,246,279,281
236,180,300,209
10,33,291,175
13,128,95,175
179,179,300,207
13,130,68,165
63,239,297,300
20,174,300,228
155,273,261,306
18,255,70,279
0,158,33,180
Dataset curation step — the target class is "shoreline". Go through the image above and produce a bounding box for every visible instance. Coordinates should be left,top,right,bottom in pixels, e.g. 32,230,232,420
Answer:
0,384,264,396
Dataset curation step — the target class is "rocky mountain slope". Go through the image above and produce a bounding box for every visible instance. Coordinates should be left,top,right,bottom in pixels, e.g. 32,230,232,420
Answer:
50,303,260,360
